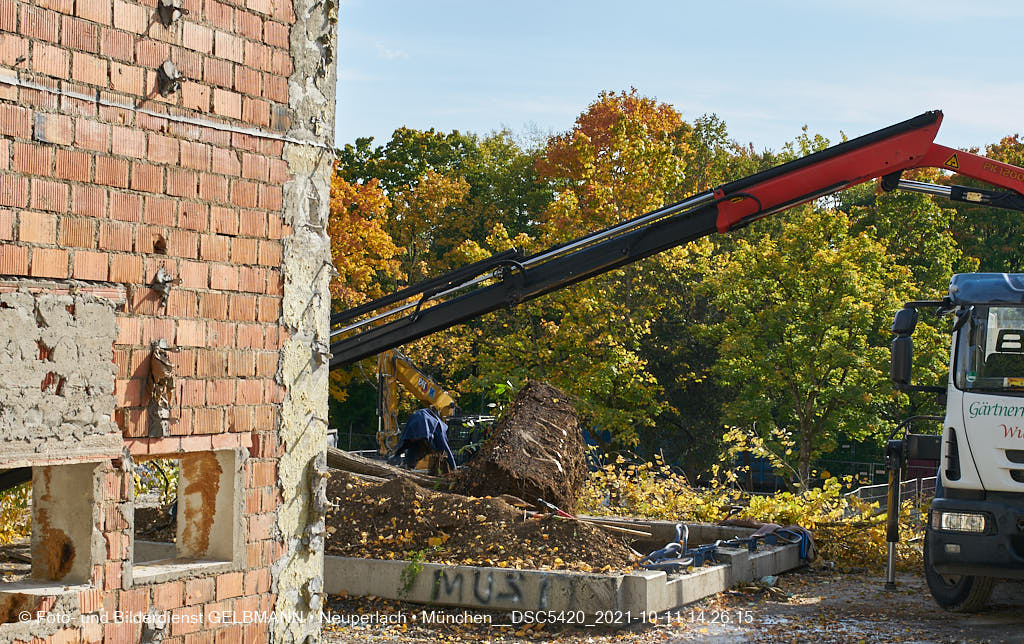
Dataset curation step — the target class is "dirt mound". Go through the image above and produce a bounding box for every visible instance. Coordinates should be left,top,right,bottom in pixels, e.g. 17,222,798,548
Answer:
324,470,636,573
452,381,587,512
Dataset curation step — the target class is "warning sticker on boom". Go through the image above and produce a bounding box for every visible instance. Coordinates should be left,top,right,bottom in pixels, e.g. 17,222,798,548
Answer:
944,153,959,170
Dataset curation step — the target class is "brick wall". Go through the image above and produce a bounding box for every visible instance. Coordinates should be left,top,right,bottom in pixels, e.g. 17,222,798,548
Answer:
0,1,325,642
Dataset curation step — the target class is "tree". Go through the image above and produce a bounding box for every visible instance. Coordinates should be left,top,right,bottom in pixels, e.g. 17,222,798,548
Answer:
708,206,915,487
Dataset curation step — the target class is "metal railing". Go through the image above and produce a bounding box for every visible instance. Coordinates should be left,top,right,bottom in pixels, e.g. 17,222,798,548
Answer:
844,476,936,506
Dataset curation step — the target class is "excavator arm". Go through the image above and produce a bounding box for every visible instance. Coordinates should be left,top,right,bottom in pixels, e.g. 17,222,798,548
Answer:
376,349,457,454
330,110,1024,367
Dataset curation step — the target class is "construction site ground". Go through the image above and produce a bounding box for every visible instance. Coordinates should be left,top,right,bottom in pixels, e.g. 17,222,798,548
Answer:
321,567,1024,643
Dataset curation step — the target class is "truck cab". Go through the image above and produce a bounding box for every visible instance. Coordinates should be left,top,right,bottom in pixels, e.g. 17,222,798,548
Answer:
895,273,1024,610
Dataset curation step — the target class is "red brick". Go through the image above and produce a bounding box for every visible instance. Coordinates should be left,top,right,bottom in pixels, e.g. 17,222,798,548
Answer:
0,104,29,139
228,294,256,321
0,175,26,209
179,260,208,288
148,133,179,164
168,229,198,258
0,32,28,67
72,250,108,280
236,11,262,40
135,39,169,68
141,317,175,345
204,57,233,88
76,0,112,25
214,30,243,63
230,237,258,265
75,118,109,152
110,192,142,222
36,0,74,13
182,82,210,112
211,147,241,176
207,1,233,30
263,73,287,103
182,21,213,54
167,169,198,198
0,0,16,31
18,211,56,244
0,245,28,274
245,41,271,72
99,221,133,251
210,264,238,291
13,142,52,176
96,156,130,187
184,578,214,606
241,153,269,182
62,15,99,52
170,348,196,378
72,51,108,87
176,319,205,346
153,582,184,611
30,247,69,278
180,141,210,171
132,162,163,193
199,173,229,203
209,207,238,235
109,254,143,283
212,88,241,119
30,178,67,212
206,378,233,403
229,180,258,208
59,218,95,247
271,49,292,76
100,27,133,61
259,184,283,211
215,572,243,601
175,48,202,79
32,41,69,78
257,240,281,267
242,97,270,127
113,0,146,33
145,196,176,226
0,210,12,240
22,5,60,41
264,20,288,48
199,292,228,319
55,148,91,182
179,202,208,230
199,235,230,262
111,61,144,95
72,184,105,217
196,349,227,377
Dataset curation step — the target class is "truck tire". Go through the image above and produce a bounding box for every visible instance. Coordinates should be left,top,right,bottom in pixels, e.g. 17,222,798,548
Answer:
923,528,995,612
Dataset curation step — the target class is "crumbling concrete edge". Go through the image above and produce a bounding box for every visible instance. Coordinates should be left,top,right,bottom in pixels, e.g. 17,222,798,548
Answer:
269,0,337,642
323,542,802,617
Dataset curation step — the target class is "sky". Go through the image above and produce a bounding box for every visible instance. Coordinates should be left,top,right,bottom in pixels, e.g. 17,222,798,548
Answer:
335,0,1024,154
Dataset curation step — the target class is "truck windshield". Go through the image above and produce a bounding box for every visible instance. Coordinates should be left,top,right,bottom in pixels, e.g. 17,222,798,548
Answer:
955,306,1024,392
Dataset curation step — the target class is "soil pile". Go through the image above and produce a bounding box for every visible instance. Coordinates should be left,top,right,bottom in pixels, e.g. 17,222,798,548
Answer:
324,471,636,573
452,381,587,512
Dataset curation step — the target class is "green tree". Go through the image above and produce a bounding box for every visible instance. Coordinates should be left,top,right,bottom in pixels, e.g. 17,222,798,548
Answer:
708,207,915,487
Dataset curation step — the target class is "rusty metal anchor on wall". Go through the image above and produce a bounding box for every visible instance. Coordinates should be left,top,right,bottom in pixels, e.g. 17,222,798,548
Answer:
148,338,178,437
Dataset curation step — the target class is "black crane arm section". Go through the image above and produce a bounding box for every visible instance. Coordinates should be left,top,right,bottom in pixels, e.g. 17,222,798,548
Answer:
329,110,1024,367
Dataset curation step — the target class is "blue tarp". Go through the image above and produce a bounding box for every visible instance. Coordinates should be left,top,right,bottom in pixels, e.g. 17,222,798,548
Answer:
394,408,456,471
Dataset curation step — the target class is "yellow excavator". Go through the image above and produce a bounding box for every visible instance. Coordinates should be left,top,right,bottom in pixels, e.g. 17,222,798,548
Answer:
376,349,458,457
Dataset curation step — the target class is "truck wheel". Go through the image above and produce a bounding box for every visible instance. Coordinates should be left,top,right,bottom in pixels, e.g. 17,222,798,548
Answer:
923,528,995,612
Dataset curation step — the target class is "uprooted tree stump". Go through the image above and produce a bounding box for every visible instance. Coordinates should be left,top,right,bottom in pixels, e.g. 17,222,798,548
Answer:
452,380,587,512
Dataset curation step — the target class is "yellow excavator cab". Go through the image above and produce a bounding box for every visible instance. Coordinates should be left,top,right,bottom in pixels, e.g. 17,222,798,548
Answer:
376,349,457,457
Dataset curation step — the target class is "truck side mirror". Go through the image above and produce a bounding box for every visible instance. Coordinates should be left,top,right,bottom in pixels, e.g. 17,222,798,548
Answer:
891,307,918,335
891,336,913,386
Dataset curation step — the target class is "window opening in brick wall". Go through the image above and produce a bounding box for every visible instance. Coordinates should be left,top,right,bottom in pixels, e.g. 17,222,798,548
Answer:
0,463,100,627
131,450,243,585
